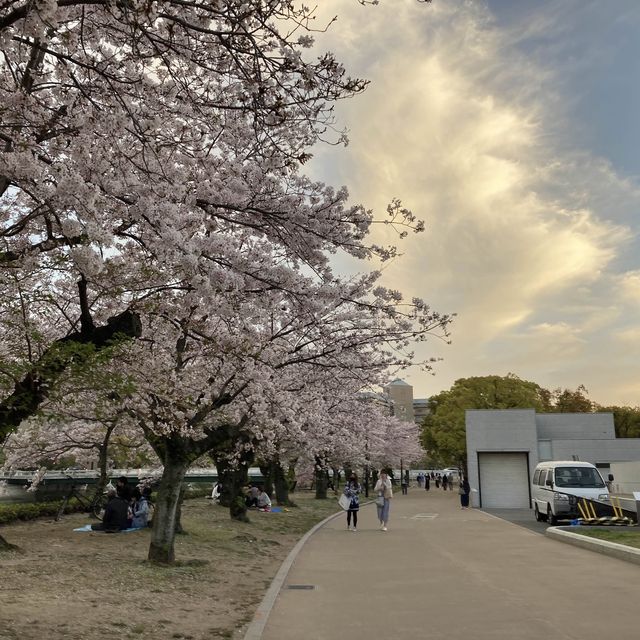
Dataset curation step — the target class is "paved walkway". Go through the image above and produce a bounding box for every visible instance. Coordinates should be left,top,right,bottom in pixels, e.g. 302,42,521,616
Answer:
259,488,640,639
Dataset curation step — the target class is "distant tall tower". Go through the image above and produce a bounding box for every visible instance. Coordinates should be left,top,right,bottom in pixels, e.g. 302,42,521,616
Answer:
383,379,415,423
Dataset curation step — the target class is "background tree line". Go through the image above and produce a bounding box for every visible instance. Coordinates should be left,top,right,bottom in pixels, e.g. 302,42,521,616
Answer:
420,374,640,469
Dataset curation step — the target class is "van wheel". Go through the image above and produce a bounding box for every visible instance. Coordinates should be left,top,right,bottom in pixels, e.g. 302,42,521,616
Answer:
534,504,543,522
547,505,557,525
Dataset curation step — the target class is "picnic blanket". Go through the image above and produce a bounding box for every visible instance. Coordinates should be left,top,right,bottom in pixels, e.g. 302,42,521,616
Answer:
73,524,145,533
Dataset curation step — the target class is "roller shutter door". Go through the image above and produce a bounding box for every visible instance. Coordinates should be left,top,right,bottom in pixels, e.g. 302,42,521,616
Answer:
479,452,529,508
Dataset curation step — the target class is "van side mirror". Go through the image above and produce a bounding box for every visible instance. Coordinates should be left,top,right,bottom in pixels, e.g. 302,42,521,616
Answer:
546,478,553,488
608,474,614,482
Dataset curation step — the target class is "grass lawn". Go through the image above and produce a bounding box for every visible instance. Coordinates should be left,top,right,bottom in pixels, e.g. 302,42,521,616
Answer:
574,528,640,549
0,490,341,640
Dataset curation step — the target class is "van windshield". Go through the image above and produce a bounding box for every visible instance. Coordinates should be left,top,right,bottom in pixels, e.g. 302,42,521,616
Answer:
554,467,605,489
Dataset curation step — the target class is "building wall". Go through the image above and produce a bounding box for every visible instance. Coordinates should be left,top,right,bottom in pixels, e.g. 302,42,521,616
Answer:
384,381,415,422
413,399,429,425
466,409,539,507
609,461,640,495
466,409,640,507
549,439,640,466
536,413,615,440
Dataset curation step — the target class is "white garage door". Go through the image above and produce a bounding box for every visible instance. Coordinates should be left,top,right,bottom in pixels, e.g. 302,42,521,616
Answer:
479,452,530,508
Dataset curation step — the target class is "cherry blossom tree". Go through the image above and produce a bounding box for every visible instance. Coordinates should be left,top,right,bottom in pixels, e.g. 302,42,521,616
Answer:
0,0,428,444
105,265,448,562
2,369,153,500
0,0,445,559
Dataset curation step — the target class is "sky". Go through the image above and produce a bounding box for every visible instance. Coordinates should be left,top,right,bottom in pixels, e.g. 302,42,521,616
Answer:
306,0,640,406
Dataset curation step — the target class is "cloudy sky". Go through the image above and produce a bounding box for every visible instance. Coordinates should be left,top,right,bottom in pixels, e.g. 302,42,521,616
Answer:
306,0,640,406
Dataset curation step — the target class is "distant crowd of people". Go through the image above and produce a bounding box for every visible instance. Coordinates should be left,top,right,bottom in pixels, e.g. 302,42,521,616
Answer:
91,476,152,533
415,471,455,491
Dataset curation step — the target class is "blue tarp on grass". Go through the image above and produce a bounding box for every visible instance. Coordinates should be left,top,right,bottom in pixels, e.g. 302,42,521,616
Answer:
73,524,145,533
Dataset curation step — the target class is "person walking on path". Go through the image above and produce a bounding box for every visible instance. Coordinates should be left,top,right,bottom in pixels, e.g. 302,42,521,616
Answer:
374,471,393,531
343,473,361,532
425,473,430,491
459,476,471,509
401,470,409,495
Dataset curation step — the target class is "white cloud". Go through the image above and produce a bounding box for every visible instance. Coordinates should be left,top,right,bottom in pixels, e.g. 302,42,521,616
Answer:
307,0,640,405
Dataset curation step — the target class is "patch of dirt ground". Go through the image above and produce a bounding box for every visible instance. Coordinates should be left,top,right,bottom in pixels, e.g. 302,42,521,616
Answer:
0,491,340,640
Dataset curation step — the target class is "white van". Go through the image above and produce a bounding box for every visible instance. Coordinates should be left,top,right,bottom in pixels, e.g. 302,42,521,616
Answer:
531,461,610,525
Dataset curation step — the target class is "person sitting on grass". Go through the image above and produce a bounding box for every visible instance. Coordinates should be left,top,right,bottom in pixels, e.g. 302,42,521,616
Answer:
257,487,272,511
131,487,150,528
116,475,132,501
246,484,260,508
91,487,129,532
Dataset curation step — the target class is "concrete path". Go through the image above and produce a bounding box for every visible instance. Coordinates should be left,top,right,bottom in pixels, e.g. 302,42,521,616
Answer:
259,488,640,640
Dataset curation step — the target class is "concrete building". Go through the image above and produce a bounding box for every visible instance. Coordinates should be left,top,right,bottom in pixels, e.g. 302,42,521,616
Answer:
413,398,430,426
465,409,640,509
383,379,415,422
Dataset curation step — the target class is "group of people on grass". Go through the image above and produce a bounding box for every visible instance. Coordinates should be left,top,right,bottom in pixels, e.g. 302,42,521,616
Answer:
210,482,273,511
342,470,472,531
91,476,152,533
244,484,272,511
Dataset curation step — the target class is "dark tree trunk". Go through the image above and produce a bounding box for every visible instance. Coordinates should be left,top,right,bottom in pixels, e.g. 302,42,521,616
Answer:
92,424,115,508
174,484,187,534
258,461,274,497
215,458,232,508
287,461,297,493
148,456,189,564
214,454,252,522
0,533,19,552
274,461,295,507
228,461,250,522
229,444,256,522
333,466,342,491
0,309,141,445
315,458,328,500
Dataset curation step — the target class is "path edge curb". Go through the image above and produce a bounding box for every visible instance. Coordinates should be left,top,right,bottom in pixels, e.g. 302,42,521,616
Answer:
546,526,640,565
242,505,346,640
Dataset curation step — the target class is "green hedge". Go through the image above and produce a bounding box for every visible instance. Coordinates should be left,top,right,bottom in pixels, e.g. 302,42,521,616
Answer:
0,499,85,525
0,486,211,526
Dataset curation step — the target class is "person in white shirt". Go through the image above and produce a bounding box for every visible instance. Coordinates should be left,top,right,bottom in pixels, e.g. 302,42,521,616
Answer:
374,471,393,531
257,488,272,511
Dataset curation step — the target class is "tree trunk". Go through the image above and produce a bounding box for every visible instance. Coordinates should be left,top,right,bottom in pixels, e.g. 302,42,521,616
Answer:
0,533,19,552
333,466,342,491
215,455,251,522
148,457,189,564
215,458,232,508
258,461,274,497
274,461,295,507
92,424,115,508
227,460,250,522
315,466,328,500
287,461,297,493
174,484,187,534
